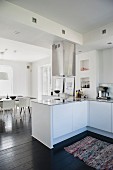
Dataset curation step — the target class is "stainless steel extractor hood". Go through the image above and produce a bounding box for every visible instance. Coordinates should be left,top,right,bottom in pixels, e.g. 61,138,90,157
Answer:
52,41,76,76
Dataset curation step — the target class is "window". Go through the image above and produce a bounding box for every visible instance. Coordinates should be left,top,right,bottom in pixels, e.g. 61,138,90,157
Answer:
41,65,51,95
0,65,13,96
38,65,51,99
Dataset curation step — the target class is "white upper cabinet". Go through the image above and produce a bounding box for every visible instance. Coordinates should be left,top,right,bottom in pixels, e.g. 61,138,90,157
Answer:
72,101,88,131
89,101,112,132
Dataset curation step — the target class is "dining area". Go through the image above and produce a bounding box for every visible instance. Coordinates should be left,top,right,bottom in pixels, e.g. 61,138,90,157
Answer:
0,95,34,135
0,95,33,152
0,62,35,135
0,96,33,135
0,96,33,118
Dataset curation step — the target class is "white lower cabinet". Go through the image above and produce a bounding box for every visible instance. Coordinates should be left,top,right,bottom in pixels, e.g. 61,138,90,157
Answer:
72,101,88,131
53,103,73,138
53,101,88,139
89,101,112,132
53,101,112,139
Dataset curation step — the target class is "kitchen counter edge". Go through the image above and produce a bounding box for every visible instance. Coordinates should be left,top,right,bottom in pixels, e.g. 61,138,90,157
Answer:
31,98,113,106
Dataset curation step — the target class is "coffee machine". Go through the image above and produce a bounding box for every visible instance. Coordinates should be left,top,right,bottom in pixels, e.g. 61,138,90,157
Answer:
97,86,110,100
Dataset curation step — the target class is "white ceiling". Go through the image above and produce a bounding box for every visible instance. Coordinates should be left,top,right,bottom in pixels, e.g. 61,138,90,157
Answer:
6,0,113,33
0,16,64,62
76,37,113,55
0,17,63,50
0,38,52,62
0,0,113,62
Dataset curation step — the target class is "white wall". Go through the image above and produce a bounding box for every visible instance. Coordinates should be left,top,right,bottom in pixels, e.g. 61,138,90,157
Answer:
0,60,31,96
99,48,113,83
76,48,113,99
31,48,113,99
32,51,101,99
31,57,51,99
76,50,99,98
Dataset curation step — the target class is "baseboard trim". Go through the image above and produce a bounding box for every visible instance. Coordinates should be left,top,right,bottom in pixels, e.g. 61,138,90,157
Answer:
53,127,87,146
53,127,113,149
87,126,113,139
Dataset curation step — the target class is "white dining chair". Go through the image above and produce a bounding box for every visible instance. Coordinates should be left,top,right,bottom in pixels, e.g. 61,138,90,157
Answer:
2,100,15,116
18,98,31,115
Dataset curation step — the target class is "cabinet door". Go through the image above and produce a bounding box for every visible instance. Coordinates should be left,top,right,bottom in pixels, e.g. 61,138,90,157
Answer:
73,101,88,131
89,101,112,132
53,103,73,138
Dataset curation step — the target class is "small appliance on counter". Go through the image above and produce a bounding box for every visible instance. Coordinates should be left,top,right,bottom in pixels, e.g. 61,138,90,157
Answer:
97,85,111,100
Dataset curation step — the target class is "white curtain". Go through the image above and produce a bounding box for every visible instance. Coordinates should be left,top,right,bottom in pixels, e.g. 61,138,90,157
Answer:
0,65,13,96
38,65,51,100
42,65,51,95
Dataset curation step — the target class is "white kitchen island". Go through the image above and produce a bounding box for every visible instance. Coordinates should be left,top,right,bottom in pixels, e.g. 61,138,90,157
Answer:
32,99,88,149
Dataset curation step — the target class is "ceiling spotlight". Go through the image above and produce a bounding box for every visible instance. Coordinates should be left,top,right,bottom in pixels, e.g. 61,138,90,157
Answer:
14,31,20,35
107,42,112,45
78,50,82,53
0,52,4,55
14,50,17,53
0,49,8,55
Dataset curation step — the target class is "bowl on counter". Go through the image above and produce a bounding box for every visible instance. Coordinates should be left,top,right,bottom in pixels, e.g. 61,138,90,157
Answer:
10,96,16,100
54,90,60,94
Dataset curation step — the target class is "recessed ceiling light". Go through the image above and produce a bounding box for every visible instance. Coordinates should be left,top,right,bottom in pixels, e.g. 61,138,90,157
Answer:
32,17,37,23
107,42,112,45
14,31,20,35
0,52,4,55
0,49,8,55
14,50,17,53
78,50,82,53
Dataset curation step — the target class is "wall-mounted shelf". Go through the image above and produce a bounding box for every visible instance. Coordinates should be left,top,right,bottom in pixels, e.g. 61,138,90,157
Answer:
81,77,90,88
80,59,89,71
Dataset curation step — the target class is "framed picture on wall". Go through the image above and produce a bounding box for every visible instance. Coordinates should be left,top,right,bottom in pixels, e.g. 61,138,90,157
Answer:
64,77,74,95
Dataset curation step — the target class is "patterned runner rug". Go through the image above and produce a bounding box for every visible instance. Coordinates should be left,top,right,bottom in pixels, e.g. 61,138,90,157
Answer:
64,136,113,170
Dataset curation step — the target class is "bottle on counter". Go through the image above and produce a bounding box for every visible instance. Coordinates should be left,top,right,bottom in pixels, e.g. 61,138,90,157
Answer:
76,90,81,98
6,94,9,99
80,88,83,98
78,90,81,98
51,91,53,96
76,90,78,98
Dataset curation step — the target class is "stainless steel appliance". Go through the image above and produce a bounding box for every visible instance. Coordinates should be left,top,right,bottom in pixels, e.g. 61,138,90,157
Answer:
52,41,76,76
52,41,76,97
97,86,110,100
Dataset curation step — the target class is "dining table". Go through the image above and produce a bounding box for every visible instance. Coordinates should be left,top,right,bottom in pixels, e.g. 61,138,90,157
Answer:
0,96,36,108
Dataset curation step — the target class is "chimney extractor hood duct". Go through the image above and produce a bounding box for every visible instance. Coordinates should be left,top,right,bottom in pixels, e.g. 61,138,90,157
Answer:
52,41,76,76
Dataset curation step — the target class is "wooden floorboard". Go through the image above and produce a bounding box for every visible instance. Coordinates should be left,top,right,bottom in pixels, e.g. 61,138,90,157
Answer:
0,109,113,170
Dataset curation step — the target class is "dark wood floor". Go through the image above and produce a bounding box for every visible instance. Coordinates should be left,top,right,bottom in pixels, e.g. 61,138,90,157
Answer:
0,110,113,170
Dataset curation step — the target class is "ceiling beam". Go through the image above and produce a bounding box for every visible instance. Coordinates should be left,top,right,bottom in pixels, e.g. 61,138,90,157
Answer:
0,1,83,45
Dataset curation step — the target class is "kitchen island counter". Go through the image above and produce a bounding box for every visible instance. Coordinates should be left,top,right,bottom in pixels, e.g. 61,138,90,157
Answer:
32,98,113,106
32,100,88,148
